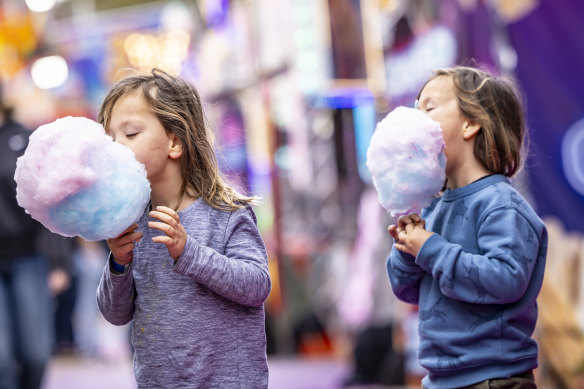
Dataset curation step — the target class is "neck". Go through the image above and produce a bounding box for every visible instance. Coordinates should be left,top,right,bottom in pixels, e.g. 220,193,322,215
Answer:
149,164,196,212
150,186,197,212
446,161,492,190
150,179,198,210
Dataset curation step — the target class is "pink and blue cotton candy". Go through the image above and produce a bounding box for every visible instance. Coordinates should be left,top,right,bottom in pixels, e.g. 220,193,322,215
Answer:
14,116,151,241
366,106,446,216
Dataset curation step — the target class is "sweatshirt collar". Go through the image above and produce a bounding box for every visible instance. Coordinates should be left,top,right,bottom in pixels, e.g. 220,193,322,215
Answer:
442,174,507,202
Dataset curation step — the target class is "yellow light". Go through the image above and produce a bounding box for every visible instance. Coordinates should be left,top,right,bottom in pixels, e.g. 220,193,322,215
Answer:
123,30,190,75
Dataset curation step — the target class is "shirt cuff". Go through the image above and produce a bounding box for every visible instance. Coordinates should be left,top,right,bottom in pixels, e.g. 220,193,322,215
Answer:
110,256,131,274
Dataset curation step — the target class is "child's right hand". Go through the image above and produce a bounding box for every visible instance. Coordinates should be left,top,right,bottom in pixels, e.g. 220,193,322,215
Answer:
107,223,142,265
388,213,433,257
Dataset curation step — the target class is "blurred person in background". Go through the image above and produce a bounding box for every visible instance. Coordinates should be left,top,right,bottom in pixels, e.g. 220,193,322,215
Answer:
72,238,109,358
0,88,72,389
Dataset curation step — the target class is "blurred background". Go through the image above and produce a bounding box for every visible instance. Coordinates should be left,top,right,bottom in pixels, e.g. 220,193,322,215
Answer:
1,0,584,388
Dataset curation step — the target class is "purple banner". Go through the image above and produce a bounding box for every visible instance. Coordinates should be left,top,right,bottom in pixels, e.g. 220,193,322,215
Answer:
506,0,584,232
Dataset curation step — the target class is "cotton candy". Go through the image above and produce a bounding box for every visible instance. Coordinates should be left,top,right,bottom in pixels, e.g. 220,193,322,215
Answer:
14,116,151,241
366,106,446,216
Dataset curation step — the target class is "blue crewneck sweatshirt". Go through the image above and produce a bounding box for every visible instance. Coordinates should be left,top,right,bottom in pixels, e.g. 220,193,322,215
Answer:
387,174,547,389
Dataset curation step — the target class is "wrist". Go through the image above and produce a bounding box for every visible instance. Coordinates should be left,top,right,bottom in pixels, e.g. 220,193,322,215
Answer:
110,256,131,274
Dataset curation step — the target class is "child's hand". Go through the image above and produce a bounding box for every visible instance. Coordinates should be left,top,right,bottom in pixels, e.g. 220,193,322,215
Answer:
388,213,433,257
107,223,142,265
148,206,187,261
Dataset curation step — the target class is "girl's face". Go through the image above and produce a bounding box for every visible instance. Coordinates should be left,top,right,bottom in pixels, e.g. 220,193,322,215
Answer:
107,90,176,183
417,75,468,178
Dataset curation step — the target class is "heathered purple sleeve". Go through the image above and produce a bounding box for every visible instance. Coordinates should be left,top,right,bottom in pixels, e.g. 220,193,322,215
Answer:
96,257,135,325
173,205,271,307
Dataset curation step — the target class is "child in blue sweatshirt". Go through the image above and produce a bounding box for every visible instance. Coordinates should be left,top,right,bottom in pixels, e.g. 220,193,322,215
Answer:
387,66,547,389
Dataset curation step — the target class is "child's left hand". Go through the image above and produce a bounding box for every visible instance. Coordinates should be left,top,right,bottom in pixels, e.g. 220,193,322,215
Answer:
388,213,434,257
148,206,187,261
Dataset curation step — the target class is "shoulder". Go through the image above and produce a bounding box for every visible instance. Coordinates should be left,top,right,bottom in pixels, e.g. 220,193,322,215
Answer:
205,202,263,248
478,180,546,234
182,199,258,228
461,177,524,212
224,203,260,235
487,181,539,216
233,203,258,221
180,199,230,227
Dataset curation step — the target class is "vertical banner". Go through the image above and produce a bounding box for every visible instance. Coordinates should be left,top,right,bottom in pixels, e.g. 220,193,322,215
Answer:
506,0,584,232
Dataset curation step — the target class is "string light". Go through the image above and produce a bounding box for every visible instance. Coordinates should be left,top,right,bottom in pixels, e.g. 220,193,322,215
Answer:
24,0,56,13
123,31,190,75
31,55,68,89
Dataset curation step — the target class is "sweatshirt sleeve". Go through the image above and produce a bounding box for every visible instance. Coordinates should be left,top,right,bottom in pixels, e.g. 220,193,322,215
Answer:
96,255,136,325
415,208,543,304
173,206,271,307
387,246,426,304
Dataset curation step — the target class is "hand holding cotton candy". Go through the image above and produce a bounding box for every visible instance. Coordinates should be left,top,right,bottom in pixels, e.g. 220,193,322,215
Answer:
366,107,446,216
14,116,151,241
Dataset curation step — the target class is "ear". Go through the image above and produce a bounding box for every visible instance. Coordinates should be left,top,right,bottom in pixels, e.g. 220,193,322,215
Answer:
168,134,183,159
462,120,481,140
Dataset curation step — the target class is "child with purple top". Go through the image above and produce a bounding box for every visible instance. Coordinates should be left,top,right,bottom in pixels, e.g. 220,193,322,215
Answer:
96,69,271,388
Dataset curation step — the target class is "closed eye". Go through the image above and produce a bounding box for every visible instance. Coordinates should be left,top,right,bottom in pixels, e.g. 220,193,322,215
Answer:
126,133,138,138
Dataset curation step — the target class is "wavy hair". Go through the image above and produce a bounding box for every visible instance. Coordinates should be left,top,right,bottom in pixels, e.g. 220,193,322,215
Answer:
98,69,256,211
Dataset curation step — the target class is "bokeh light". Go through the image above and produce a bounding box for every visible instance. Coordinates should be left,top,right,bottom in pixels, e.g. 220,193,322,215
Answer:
31,55,69,89
24,0,56,13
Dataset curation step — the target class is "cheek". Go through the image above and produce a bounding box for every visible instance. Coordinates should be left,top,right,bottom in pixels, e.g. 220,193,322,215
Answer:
114,141,144,163
438,117,461,144
135,150,166,178
441,129,454,146
134,152,151,170
124,145,142,162
428,113,450,134
122,145,151,170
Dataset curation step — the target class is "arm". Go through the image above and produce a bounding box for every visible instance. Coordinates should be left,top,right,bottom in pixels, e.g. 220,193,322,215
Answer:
387,246,426,304
415,208,542,304
173,206,271,307
96,254,136,325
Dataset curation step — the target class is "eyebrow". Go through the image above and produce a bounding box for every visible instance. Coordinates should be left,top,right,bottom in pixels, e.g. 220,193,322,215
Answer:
119,120,142,129
109,120,142,133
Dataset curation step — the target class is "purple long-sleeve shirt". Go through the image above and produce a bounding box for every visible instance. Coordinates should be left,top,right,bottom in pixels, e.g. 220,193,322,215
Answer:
97,198,271,388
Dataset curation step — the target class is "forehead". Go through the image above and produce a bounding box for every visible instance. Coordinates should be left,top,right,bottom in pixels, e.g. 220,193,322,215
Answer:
112,89,148,112
106,90,151,132
109,90,151,120
419,75,455,99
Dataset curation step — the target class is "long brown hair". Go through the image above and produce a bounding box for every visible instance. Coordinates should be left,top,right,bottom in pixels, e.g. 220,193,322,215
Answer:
419,66,526,177
98,69,256,211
